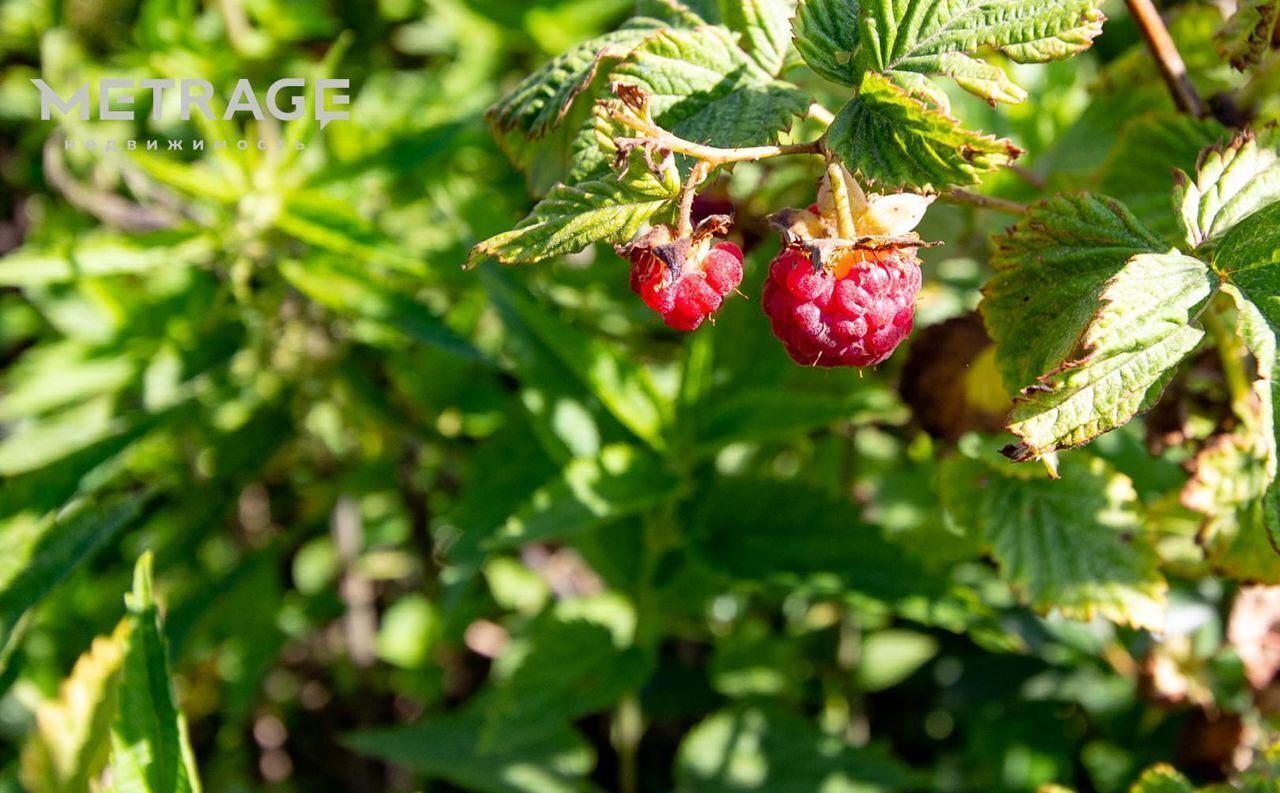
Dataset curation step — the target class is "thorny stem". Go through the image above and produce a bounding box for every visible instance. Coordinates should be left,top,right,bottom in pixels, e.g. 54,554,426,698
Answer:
1125,0,1207,118
614,106,824,167
939,188,1027,215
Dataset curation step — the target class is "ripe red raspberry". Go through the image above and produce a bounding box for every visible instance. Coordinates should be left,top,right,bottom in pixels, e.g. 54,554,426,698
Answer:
625,229,743,331
762,246,921,367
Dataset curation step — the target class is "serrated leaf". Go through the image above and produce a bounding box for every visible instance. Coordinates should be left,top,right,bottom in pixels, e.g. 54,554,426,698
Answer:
491,444,685,547
482,268,671,450
0,496,143,653
676,706,915,793
719,0,796,75
1004,252,1215,460
111,553,202,793
793,0,861,85
635,0,711,25
855,0,1106,104
278,258,482,361
345,700,594,793
1176,128,1280,250
940,447,1167,629
21,624,126,793
469,158,679,266
611,25,811,151
1097,113,1225,242
487,22,661,141
1216,0,1280,71
983,194,1167,392
1217,201,1280,543
689,477,945,600
825,72,1020,190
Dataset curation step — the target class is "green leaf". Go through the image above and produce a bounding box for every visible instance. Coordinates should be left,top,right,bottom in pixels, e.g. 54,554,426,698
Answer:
128,152,243,205
636,0,711,25
1004,251,1215,460
825,72,1020,190
0,496,143,652
483,618,650,749
1176,129,1280,250
718,0,796,75
275,190,427,275
857,630,938,692
0,342,140,421
688,477,945,601
20,624,125,793
854,0,1106,104
487,21,661,141
0,398,123,476
491,445,684,547
939,445,1167,630
1216,0,1280,71
0,231,212,287
692,386,905,450
1097,113,1225,242
610,25,811,151
345,701,595,793
675,706,915,793
278,258,482,361
111,553,202,793
468,157,680,266
482,268,671,450
982,194,1167,392
1129,765,1194,793
1216,201,1280,541
793,0,861,85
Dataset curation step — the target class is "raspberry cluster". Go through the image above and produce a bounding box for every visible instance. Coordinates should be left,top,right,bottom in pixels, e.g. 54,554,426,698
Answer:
618,168,930,369
762,247,922,367
626,231,743,331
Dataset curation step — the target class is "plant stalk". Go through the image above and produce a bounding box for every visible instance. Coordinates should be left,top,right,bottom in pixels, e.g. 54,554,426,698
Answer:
1125,0,1206,117
939,188,1027,215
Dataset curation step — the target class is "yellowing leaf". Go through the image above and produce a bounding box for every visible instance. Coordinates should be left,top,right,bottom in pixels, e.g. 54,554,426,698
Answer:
21,623,127,793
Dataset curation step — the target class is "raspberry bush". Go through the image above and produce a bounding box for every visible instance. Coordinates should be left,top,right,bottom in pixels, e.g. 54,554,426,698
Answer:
6,0,1280,791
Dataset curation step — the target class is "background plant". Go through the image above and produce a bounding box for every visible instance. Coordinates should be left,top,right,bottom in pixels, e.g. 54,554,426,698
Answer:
3,0,1280,792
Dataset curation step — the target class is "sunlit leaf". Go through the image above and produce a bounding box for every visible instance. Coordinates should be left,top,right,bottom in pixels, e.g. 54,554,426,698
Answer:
110,553,202,793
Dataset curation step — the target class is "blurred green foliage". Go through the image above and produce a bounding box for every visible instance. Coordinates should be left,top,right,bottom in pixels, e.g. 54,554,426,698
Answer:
1,1,1280,792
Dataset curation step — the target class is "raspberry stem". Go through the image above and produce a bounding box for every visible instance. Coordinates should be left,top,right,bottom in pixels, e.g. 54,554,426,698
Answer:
677,161,709,237
806,103,835,127
824,162,859,240
938,189,1027,215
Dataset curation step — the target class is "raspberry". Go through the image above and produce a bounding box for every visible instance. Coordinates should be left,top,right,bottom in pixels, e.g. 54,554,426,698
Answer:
626,229,743,331
762,246,921,367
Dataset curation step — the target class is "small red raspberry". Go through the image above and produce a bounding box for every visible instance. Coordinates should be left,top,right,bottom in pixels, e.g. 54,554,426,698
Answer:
762,247,921,367
625,226,743,331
